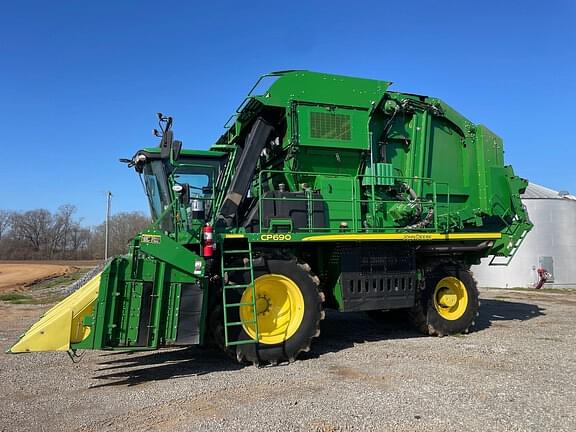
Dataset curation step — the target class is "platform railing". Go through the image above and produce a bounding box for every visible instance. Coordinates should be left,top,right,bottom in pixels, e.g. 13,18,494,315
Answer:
254,169,452,234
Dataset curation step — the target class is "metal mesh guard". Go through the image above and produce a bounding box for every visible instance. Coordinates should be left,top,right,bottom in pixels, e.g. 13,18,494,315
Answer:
310,111,351,141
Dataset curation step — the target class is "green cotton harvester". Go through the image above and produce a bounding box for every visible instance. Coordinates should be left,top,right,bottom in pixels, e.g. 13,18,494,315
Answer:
9,71,532,365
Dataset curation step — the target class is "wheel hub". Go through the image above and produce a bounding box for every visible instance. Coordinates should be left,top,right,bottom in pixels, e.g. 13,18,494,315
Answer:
255,295,271,315
437,290,458,308
432,276,469,321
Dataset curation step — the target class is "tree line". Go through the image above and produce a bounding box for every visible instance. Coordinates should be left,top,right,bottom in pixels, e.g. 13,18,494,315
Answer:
0,206,150,260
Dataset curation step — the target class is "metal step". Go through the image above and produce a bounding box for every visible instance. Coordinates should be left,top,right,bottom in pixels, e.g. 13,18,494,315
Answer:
224,284,251,289
223,266,252,272
225,302,255,307
227,339,260,347
226,319,257,327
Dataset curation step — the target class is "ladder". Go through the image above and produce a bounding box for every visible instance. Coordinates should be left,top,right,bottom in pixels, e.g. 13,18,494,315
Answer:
221,240,260,346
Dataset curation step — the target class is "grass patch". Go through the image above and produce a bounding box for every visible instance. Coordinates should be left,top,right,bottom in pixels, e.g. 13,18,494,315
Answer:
0,291,67,305
0,292,34,303
30,268,92,291
23,294,68,305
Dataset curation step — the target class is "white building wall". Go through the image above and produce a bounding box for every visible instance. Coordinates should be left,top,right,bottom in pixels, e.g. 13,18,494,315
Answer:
472,198,576,288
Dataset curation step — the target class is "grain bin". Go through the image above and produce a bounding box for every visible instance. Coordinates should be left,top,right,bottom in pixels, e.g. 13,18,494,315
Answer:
473,183,576,288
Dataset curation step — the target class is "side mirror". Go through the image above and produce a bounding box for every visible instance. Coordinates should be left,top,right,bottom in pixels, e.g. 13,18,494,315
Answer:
172,140,182,161
160,130,173,159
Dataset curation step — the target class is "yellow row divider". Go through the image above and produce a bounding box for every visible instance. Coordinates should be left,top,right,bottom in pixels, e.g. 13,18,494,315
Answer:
8,273,102,353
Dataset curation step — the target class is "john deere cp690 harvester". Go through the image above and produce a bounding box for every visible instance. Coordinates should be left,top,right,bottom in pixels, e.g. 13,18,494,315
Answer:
9,71,531,364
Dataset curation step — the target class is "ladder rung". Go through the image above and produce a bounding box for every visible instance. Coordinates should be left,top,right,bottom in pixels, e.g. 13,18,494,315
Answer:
226,339,258,346
224,266,252,271
224,284,252,289
212,144,236,148
226,320,257,327
223,249,251,254
225,302,255,307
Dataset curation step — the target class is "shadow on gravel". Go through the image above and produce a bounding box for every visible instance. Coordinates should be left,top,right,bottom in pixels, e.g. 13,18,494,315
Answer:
301,310,422,360
91,347,243,388
474,298,545,331
91,299,545,386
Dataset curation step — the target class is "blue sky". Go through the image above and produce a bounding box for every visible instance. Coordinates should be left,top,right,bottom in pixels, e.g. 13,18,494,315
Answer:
1,0,574,226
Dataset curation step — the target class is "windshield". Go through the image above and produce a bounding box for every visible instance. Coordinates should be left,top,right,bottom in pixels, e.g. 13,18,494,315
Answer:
143,160,173,231
141,155,224,233
172,161,220,223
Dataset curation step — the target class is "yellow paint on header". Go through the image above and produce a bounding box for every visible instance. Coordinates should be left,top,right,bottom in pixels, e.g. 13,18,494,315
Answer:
9,273,101,353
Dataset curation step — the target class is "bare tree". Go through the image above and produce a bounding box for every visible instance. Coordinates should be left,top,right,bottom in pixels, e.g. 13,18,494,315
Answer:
5,205,90,259
89,212,150,258
69,224,91,253
47,204,77,257
0,210,10,241
2,207,150,260
9,209,52,254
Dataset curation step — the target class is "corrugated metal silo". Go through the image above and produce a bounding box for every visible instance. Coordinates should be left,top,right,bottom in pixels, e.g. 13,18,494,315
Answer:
472,183,576,288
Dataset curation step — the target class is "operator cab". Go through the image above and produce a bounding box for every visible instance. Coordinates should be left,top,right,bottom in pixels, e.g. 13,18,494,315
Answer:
132,148,226,235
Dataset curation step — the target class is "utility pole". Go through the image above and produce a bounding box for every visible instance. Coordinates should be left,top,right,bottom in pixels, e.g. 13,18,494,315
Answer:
104,191,112,260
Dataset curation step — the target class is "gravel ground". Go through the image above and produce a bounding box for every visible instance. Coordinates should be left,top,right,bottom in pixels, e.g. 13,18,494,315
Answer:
0,288,574,432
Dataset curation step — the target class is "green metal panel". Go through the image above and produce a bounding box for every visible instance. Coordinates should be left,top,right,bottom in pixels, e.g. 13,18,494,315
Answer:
363,163,394,186
164,283,181,343
253,70,391,109
315,175,360,230
427,116,465,187
126,282,143,345
295,147,363,177
139,229,204,277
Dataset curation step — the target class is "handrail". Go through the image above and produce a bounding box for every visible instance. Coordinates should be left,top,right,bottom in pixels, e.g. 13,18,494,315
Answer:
223,72,289,129
254,168,451,234
223,114,237,129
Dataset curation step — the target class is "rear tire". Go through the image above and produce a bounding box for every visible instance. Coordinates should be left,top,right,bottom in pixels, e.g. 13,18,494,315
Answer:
409,264,479,336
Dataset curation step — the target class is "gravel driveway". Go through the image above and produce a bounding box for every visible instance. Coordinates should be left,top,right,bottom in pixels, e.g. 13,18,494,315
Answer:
1,288,574,432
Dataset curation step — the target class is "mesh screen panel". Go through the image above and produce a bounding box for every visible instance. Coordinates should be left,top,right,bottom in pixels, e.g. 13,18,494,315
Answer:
310,112,351,141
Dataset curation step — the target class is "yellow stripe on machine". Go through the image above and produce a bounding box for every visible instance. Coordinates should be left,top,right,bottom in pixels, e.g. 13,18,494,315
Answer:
8,273,102,353
301,233,502,242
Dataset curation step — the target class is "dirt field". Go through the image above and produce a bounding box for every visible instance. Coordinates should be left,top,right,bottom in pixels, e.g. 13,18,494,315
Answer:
0,263,72,292
1,287,574,432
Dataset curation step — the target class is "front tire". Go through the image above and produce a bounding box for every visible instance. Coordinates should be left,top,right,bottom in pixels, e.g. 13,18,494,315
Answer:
230,258,324,364
409,264,479,336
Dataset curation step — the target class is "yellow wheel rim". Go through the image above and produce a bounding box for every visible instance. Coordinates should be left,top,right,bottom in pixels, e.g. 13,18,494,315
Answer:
433,276,469,321
239,274,305,345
